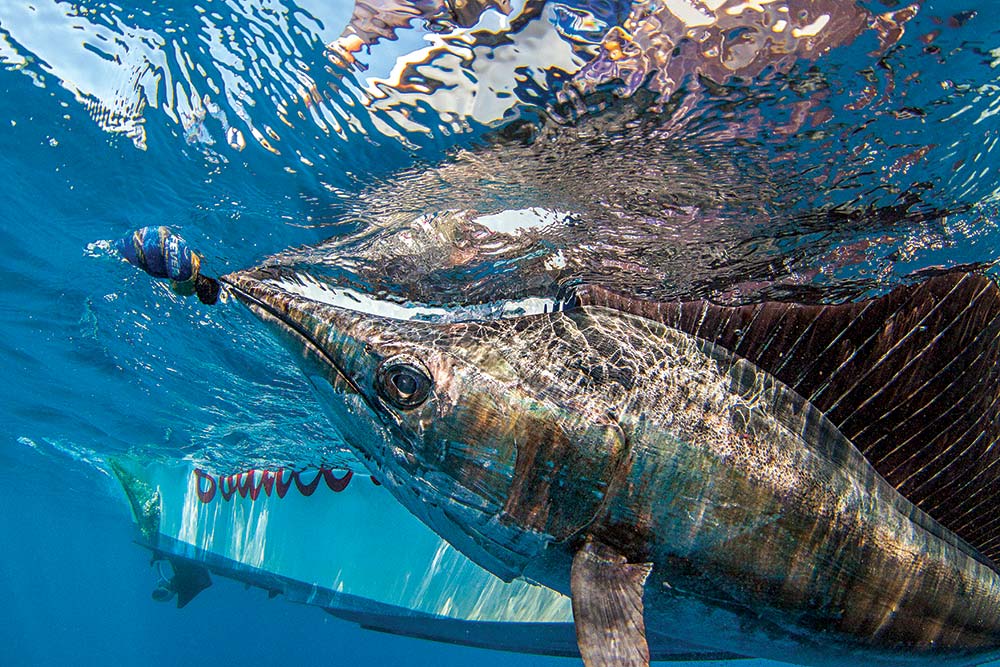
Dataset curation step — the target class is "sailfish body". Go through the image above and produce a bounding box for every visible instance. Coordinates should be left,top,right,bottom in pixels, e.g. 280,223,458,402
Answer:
222,267,1000,667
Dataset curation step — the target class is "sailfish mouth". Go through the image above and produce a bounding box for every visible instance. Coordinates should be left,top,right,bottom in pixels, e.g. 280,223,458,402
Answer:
221,272,551,580
219,272,372,404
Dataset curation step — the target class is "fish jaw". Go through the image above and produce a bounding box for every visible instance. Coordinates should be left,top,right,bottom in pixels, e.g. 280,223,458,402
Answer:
221,268,555,580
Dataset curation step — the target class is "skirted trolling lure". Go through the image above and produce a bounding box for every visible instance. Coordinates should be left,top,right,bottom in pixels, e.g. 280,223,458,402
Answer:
117,226,220,305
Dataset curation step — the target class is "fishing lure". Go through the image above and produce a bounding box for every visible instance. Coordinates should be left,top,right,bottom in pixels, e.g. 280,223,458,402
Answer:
117,226,220,305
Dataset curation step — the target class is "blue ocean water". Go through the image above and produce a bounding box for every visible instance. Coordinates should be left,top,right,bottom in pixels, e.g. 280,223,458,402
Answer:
2,0,1000,664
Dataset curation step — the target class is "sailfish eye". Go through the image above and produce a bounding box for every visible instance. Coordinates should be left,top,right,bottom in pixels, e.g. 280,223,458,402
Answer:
376,354,432,410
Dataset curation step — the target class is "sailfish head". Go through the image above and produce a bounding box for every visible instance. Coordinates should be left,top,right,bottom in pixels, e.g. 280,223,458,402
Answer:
222,267,627,584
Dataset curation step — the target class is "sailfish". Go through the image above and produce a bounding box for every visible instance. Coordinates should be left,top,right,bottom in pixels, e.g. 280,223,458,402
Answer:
219,261,1000,667
105,0,1000,660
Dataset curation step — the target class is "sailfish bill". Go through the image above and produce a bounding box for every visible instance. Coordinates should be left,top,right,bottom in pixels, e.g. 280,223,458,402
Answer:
222,267,1000,667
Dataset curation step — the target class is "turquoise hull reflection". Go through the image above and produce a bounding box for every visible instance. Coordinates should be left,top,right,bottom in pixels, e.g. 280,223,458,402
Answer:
112,459,739,661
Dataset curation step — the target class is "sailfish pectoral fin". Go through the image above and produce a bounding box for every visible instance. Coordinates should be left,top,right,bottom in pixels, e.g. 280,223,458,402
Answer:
571,537,652,667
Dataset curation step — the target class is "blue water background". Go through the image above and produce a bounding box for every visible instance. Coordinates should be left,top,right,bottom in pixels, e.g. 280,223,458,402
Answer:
2,0,1000,664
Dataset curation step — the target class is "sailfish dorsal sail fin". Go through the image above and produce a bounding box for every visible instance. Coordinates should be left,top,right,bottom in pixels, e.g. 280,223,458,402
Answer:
575,271,1000,567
